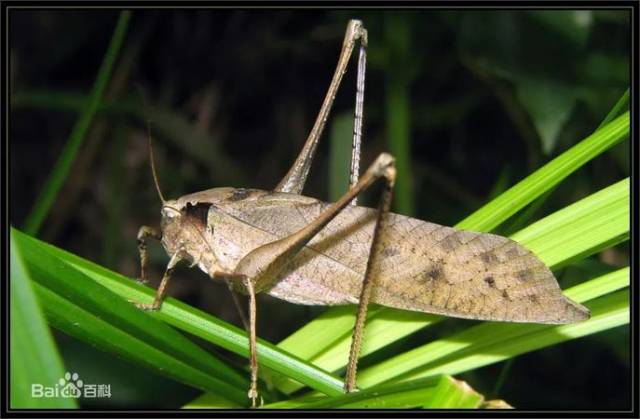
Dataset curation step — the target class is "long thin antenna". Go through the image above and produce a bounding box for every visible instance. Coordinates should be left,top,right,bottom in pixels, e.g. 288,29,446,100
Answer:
147,122,166,204
136,84,166,204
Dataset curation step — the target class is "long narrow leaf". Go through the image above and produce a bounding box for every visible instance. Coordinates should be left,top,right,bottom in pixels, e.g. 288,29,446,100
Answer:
511,178,629,269
272,179,629,394
11,228,345,398
23,12,131,235
260,375,484,409
264,376,443,409
376,289,629,385
596,88,629,129
10,231,77,408
423,375,484,408
355,268,629,387
457,111,628,232
12,228,249,406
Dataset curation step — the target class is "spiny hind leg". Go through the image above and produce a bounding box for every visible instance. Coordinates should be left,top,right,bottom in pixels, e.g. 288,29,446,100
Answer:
344,154,396,392
234,153,397,394
213,271,260,408
275,19,368,197
215,153,397,404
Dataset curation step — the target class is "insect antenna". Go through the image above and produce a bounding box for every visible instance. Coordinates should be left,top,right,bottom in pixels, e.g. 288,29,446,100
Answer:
136,85,166,204
146,121,166,204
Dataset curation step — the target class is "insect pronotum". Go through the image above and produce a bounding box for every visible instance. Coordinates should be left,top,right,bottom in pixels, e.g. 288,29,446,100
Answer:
133,19,590,407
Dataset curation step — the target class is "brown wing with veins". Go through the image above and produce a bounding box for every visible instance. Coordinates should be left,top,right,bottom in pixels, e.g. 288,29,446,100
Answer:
211,190,589,324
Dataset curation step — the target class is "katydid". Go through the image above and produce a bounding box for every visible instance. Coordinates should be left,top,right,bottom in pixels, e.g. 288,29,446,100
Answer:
132,19,590,407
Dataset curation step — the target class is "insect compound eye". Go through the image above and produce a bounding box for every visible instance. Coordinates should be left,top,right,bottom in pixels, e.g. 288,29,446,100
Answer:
161,206,181,219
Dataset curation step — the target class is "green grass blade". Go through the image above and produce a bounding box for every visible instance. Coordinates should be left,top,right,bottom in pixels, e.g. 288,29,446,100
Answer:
383,289,628,385
308,309,440,368
11,91,250,187
10,231,77,408
11,90,131,114
385,14,415,216
183,393,243,409
23,11,131,235
11,228,345,398
423,375,484,408
355,269,629,387
263,376,443,409
272,179,629,394
387,76,415,216
456,111,629,232
511,178,629,269
12,228,249,406
596,88,629,129
261,375,483,409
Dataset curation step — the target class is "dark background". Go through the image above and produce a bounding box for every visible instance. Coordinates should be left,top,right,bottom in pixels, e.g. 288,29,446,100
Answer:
9,9,630,409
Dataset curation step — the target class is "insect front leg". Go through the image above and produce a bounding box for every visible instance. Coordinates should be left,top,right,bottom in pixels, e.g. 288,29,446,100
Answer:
137,225,162,284
275,19,368,197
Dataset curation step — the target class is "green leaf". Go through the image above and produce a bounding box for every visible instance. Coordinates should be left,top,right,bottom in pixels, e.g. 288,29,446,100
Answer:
385,14,416,216
11,90,251,188
265,376,443,409
10,231,77,408
510,74,628,204
183,393,243,409
285,306,440,367
596,88,629,129
457,112,628,232
260,375,483,409
511,178,629,269
23,11,131,235
516,79,578,154
423,375,484,408
11,228,345,399
355,269,629,387
12,227,249,406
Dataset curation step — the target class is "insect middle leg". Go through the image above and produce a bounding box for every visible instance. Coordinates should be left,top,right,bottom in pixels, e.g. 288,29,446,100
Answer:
222,152,396,405
133,252,180,311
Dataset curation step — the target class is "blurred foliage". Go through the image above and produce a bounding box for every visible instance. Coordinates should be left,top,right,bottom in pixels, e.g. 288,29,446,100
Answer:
10,9,630,409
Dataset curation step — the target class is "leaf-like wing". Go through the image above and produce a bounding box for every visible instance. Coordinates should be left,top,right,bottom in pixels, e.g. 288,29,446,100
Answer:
212,192,589,324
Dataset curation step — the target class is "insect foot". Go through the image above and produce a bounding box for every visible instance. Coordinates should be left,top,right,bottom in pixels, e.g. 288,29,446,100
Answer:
130,300,160,312
248,384,258,408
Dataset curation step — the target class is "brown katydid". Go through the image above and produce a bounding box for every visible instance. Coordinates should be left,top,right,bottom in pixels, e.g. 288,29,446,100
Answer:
132,19,590,407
